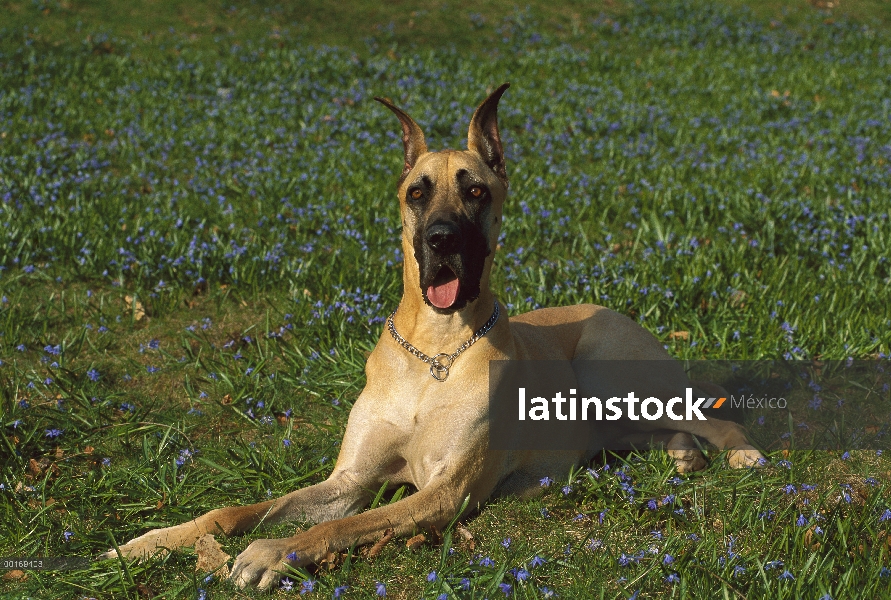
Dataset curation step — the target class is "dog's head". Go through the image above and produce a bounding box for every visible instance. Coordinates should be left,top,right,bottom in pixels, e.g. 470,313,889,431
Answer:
375,84,510,314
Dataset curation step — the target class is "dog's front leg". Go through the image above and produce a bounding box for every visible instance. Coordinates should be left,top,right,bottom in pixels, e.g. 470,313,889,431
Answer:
99,471,371,561
230,471,481,590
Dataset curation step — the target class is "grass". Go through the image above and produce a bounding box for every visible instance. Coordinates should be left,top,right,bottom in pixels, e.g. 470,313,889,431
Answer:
1,0,891,598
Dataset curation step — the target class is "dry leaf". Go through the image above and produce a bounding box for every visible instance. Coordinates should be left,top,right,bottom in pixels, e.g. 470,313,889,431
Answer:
456,525,475,550
124,295,146,321
194,534,231,577
406,533,426,550
2,570,27,582
668,331,689,341
221,394,233,405
83,446,94,455
803,527,821,549
729,290,747,308
368,528,395,558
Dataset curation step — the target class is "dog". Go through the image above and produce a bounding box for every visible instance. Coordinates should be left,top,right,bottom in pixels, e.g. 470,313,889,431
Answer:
100,83,764,589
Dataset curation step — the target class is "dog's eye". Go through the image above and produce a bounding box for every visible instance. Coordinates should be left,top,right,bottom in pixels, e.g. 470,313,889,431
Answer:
409,188,423,200
469,186,483,198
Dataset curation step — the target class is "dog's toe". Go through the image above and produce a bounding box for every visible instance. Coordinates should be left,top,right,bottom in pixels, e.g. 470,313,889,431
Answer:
230,538,297,590
727,446,765,468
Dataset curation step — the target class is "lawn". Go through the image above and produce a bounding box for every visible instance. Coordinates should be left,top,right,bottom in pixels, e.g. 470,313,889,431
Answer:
1,0,890,598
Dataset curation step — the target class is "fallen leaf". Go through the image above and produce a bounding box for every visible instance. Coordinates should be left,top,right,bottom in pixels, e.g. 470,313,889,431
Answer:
406,533,426,550
83,446,94,454
368,528,395,558
124,295,146,321
668,331,689,341
456,525,475,550
194,534,231,577
2,570,27,582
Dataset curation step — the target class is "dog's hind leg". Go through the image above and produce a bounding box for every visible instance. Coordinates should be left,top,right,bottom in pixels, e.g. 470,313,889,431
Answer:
99,472,372,561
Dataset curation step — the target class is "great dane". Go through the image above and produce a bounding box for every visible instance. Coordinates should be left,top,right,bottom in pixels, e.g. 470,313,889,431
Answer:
101,83,763,589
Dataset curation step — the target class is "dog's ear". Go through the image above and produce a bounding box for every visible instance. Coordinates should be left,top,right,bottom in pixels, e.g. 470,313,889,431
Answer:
467,82,510,188
374,96,428,184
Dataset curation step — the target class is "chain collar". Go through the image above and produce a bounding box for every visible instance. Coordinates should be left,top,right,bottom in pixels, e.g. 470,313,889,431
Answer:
387,301,500,382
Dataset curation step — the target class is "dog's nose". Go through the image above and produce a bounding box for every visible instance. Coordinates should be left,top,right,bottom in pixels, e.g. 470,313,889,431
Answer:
425,222,460,254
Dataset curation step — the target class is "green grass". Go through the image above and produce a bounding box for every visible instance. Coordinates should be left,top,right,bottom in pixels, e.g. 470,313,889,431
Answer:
1,0,891,598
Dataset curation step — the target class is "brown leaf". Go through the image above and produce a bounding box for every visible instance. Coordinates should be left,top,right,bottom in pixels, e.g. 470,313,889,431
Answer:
194,534,231,577
456,525,475,550
221,394,233,405
28,458,41,477
2,570,27,582
427,525,443,545
406,533,426,550
83,446,94,455
803,528,821,549
124,295,146,321
668,331,689,341
368,528,395,559
729,290,747,308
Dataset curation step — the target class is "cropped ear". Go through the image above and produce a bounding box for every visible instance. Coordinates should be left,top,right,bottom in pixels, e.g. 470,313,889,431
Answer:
374,96,428,184
467,82,510,188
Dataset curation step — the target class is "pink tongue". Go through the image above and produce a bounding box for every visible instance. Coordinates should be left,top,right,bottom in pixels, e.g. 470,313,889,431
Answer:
427,277,460,309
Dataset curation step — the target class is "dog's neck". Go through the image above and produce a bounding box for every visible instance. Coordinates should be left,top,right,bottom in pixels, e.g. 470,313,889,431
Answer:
393,254,497,353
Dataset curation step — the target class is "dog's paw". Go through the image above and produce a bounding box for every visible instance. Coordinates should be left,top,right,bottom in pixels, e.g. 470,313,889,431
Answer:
727,446,765,469
230,537,306,590
668,448,707,473
98,524,195,561
98,528,173,561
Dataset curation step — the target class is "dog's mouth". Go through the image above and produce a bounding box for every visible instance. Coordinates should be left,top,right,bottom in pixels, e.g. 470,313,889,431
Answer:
426,265,461,309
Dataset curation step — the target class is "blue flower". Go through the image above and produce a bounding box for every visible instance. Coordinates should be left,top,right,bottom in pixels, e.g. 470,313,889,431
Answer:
374,581,386,596
529,555,546,568
539,476,553,487
426,571,437,582
664,573,680,584
499,582,512,595
778,570,795,581
87,369,100,382
333,585,349,597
